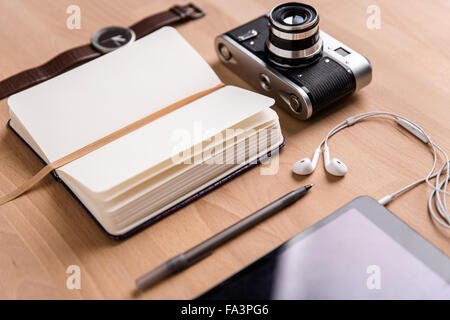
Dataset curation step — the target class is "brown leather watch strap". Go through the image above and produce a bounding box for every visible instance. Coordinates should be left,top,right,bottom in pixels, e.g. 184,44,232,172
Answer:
131,3,204,39
0,44,100,101
0,3,204,101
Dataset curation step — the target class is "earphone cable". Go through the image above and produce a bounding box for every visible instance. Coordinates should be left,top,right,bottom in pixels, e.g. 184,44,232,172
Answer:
314,111,450,229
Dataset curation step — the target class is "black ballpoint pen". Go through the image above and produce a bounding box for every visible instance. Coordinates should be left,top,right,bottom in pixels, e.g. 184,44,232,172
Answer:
135,184,313,290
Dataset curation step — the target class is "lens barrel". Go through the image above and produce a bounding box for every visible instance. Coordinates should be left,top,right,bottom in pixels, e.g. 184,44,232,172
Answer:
267,2,322,67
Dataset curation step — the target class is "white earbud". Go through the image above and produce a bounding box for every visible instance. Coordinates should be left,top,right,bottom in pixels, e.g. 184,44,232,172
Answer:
293,148,321,175
324,145,347,176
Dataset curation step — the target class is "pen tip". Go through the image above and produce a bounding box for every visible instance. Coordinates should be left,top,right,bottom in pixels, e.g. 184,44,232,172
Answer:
306,184,313,190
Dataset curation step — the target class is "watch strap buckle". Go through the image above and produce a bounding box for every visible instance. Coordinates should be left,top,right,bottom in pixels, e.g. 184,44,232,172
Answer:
171,3,205,20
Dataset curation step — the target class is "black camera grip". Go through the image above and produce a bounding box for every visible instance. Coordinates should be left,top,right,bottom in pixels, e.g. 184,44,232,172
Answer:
286,57,356,114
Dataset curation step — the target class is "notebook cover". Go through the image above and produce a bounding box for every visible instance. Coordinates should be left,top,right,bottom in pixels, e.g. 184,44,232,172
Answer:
8,119,285,240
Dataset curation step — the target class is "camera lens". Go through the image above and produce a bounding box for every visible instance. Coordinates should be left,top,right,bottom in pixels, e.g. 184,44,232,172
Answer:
282,13,306,25
267,2,322,67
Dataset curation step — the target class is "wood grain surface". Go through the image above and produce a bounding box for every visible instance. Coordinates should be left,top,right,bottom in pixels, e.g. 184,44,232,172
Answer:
0,0,449,299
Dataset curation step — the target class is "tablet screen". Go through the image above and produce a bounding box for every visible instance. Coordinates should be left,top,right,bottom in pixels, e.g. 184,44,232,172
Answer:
199,199,450,300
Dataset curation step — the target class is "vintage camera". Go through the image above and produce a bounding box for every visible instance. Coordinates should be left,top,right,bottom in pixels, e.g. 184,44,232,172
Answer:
215,2,372,120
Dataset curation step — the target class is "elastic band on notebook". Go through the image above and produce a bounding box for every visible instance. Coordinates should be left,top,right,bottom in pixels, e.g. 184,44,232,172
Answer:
0,83,225,206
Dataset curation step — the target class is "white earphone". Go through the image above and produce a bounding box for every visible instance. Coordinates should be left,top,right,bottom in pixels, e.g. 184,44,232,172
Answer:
293,145,348,176
293,111,450,230
293,147,321,175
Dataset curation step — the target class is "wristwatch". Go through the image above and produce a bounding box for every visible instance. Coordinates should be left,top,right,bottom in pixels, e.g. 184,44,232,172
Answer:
0,3,204,100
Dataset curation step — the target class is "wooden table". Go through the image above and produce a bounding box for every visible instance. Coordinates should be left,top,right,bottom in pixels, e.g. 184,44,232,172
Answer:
0,0,449,299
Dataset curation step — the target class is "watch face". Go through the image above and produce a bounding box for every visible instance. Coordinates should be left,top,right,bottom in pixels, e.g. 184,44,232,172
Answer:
91,26,136,53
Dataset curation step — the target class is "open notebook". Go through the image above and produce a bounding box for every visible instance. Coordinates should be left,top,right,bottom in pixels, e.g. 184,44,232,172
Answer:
7,27,284,238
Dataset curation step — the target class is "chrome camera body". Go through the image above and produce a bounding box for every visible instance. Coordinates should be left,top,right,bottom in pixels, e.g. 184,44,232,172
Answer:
215,2,372,120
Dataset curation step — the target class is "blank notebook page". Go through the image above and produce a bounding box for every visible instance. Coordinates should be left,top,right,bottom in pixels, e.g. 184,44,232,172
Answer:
8,27,222,163
59,86,273,194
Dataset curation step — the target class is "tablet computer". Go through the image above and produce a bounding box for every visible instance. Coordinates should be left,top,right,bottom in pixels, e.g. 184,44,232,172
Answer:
198,196,450,299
